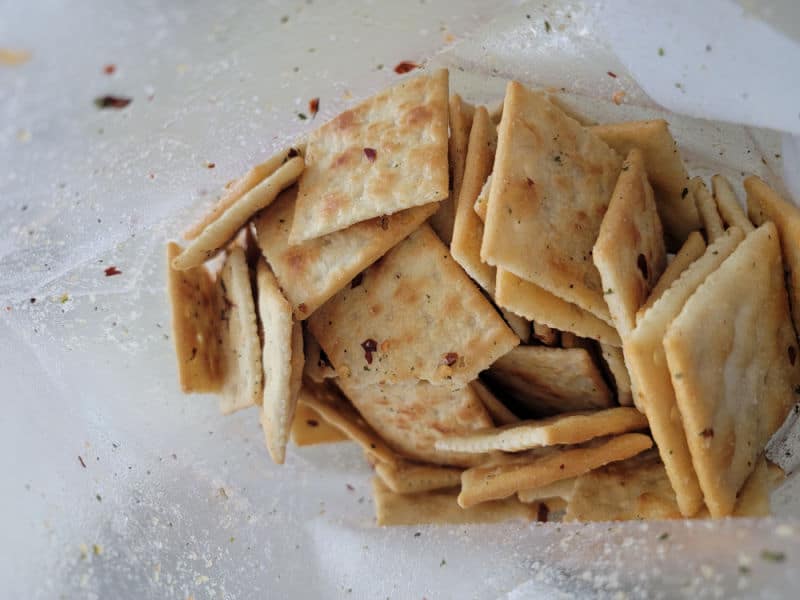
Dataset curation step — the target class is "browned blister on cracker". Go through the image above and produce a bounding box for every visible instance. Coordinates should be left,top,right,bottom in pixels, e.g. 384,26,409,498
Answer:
291,69,449,243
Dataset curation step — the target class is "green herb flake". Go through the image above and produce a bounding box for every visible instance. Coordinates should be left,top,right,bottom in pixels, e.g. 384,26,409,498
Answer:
658,47,665,57
604,288,614,295
760,550,786,563
658,532,669,541
297,112,308,121
738,565,751,575
544,20,551,33
440,558,447,567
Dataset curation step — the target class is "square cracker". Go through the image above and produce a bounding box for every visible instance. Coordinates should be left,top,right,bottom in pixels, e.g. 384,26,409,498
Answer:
429,94,473,245
337,379,492,467
590,119,700,247
482,81,622,323
256,259,304,464
218,246,263,415
254,186,437,320
599,343,633,406
451,105,497,295
375,460,463,494
485,345,614,416
435,407,647,454
664,223,800,517
457,433,653,508
308,224,519,388
692,177,725,242
711,174,754,233
290,69,449,243
290,398,348,446
637,231,705,320
372,478,538,526
495,269,621,346
744,175,800,341
166,242,223,393
593,148,667,339
625,227,745,516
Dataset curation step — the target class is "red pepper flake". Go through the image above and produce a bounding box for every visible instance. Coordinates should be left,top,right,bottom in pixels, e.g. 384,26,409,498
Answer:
789,346,797,366
306,419,319,428
607,71,617,78
308,97,319,118
346,483,355,491
206,162,216,169
361,338,378,364
298,303,308,314
700,428,714,438
94,95,132,109
537,503,550,522
103,64,116,75
363,147,377,162
440,352,458,366
394,61,419,74
78,456,87,468
104,266,122,277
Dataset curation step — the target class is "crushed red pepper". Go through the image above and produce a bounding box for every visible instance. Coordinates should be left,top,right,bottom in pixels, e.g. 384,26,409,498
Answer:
361,339,378,364
363,147,377,162
700,428,714,438
607,71,617,78
103,64,116,75
394,61,419,74
441,352,458,366
104,266,122,277
308,97,319,118
94,95,132,109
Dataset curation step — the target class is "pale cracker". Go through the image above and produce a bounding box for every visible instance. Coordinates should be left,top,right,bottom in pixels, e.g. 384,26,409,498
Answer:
337,379,493,467
254,186,437,320
691,177,725,242
457,433,653,508
590,119,700,247
375,460,463,494
172,156,304,270
166,242,222,393
372,478,539,526
744,175,800,340
593,148,667,339
532,322,559,346
625,227,745,515
290,69,449,243
664,223,800,517
482,81,621,323
451,105,497,294
218,246,263,414
302,328,336,383
599,343,633,406
502,309,531,344
298,379,398,465
473,173,491,223
471,380,519,426
495,269,621,346
290,396,348,446
485,345,614,416
308,225,519,388
435,407,647,454
257,259,304,464
430,94,473,244
637,231,706,320
711,174,754,233
517,477,576,504
184,145,304,240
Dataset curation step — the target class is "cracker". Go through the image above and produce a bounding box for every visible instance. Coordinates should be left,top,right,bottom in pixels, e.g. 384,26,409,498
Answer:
590,119,700,247
254,186,437,320
308,225,518,388
184,145,304,240
435,407,647,453
691,177,725,242
257,259,304,464
637,231,706,320
727,457,781,518
517,477,576,504
290,69,449,243
532,322,559,346
299,379,399,465
430,94,473,244
593,149,667,339
373,478,538,526
337,379,493,467
290,397,348,446
744,176,800,340
457,433,653,508
485,345,614,415
172,157,304,270
471,380,519,426
564,450,683,522
625,227,745,515
451,106,497,295
711,174,754,233
302,328,336,383
218,246,263,414
473,174,491,223
482,82,621,323
375,461,463,494
495,269,621,346
599,343,633,406
166,242,223,393
501,309,531,344
664,223,800,517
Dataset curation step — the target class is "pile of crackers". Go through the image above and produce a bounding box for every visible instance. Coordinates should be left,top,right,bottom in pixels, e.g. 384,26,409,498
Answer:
168,69,800,524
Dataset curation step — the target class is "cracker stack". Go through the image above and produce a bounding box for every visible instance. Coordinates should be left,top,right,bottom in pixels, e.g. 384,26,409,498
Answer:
168,71,796,524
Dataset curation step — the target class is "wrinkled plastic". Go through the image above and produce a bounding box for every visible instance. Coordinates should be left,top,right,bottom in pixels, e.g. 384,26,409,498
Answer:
2,1,800,598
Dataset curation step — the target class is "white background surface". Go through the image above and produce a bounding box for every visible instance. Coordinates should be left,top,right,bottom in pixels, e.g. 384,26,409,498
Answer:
3,1,800,598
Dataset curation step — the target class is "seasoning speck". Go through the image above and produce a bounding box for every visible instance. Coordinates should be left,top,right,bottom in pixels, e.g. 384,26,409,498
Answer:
658,532,669,540
363,147,377,162
607,71,617,78
658,48,665,57
346,483,355,491
361,339,378,364
94,95,132,109
308,97,319,118
394,61,419,74
544,20,551,33
760,550,786,563
104,266,122,277
103,64,116,75
78,456,86,468
440,559,447,567
206,161,215,169
297,112,307,121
